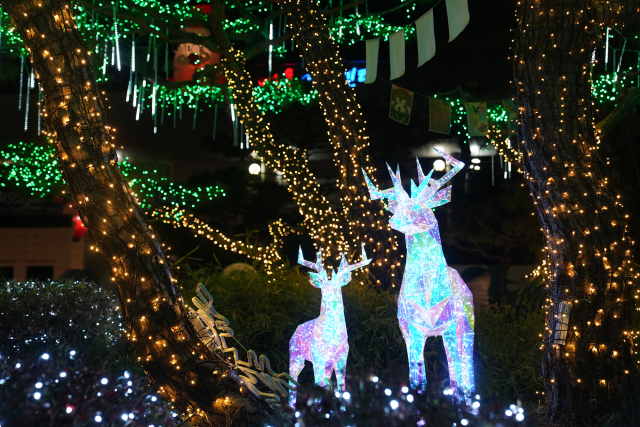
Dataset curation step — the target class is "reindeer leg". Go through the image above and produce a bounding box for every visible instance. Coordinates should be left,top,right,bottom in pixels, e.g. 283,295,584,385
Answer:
313,357,330,388
334,347,348,392
442,320,475,402
289,322,312,408
399,317,428,390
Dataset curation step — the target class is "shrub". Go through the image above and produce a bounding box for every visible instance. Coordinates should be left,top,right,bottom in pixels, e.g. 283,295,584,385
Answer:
177,263,545,408
0,279,178,427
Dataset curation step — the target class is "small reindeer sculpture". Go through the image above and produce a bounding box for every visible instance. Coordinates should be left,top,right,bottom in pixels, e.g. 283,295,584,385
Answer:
289,245,371,407
363,149,475,400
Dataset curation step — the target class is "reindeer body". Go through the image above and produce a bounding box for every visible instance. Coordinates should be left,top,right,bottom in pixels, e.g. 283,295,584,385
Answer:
288,246,370,407
364,150,475,400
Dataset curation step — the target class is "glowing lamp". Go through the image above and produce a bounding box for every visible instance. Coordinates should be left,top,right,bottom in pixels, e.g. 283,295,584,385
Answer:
433,159,445,171
471,158,481,164
363,149,476,401
248,163,261,175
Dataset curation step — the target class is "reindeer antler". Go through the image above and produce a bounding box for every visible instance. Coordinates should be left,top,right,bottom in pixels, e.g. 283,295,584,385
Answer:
298,246,324,272
336,244,372,277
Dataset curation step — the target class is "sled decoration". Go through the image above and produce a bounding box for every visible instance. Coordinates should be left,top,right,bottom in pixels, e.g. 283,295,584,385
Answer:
189,284,298,402
289,245,372,407
363,149,475,400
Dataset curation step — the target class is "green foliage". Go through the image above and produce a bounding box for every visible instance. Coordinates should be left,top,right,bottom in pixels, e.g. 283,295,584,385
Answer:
0,279,122,369
177,263,545,406
0,279,178,426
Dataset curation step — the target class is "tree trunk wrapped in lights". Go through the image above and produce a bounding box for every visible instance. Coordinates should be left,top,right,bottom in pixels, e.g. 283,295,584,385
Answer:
1,0,291,425
283,0,401,289
515,0,640,424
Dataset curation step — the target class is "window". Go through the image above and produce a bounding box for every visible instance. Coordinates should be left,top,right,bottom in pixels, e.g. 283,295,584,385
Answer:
26,266,54,281
0,266,14,280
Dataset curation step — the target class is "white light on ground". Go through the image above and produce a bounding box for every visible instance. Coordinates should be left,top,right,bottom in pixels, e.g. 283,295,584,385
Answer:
60,372,67,378
66,406,73,414
516,413,525,422
505,409,513,417
433,159,445,171
384,388,392,396
121,414,128,421
407,394,414,403
95,415,102,422
41,353,50,360
401,386,409,393
295,411,301,418
471,158,481,164
35,382,43,389
461,419,469,426
472,401,480,409
33,392,41,400
334,391,341,398
101,378,108,385
249,163,261,175
390,400,399,410
371,376,378,383
343,392,351,400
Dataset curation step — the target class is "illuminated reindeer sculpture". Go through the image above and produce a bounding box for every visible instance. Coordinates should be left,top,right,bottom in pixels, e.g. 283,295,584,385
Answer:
363,149,475,400
289,245,371,407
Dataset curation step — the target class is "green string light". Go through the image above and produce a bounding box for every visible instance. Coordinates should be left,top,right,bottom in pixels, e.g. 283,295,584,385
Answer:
0,142,225,213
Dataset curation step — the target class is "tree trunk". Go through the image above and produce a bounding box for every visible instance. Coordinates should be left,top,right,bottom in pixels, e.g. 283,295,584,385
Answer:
2,1,290,425
515,0,640,424
283,0,401,289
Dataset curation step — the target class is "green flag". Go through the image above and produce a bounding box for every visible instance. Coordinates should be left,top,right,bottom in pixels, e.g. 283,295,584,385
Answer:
389,85,414,125
429,97,451,134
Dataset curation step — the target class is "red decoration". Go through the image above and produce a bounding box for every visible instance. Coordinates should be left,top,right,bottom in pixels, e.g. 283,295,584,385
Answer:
284,67,294,80
194,4,213,15
173,26,221,83
72,214,88,242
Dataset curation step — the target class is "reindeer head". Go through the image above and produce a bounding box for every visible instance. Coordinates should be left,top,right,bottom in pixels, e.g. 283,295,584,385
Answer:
362,149,464,235
298,244,371,289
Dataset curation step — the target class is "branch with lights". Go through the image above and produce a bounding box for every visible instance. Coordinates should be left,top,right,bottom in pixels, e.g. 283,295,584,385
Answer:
1,1,292,424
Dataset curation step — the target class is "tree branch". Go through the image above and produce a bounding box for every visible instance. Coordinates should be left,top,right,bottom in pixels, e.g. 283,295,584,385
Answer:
595,87,640,137
244,30,294,60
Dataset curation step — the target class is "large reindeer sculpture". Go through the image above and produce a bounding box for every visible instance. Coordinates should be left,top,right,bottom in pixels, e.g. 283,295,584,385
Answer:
289,245,371,407
363,149,475,400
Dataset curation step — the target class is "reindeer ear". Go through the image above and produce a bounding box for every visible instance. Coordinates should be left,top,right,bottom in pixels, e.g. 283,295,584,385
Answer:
308,272,323,288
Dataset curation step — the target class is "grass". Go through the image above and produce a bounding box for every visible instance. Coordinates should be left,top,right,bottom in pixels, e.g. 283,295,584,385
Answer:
176,261,546,407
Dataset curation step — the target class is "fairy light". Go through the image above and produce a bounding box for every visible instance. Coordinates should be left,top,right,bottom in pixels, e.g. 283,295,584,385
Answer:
514,0,640,417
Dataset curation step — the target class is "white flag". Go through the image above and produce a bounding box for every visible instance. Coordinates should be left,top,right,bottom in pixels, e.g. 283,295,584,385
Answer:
389,30,405,80
416,9,436,67
365,38,379,84
446,0,470,42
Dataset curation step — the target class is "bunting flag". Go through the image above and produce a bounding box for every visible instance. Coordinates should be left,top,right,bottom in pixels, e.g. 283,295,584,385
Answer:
389,30,405,80
389,85,414,125
416,9,436,67
365,38,379,84
429,97,451,134
465,102,488,136
503,99,518,134
446,0,470,42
